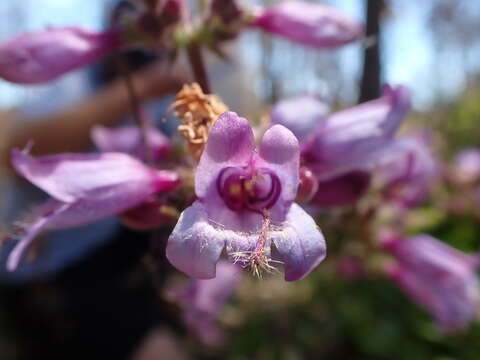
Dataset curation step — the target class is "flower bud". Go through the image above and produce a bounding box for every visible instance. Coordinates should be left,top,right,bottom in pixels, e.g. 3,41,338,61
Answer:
0,27,121,84
296,166,319,203
251,1,363,48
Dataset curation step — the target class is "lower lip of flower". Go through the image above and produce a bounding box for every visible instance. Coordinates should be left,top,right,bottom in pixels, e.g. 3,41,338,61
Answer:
216,166,281,212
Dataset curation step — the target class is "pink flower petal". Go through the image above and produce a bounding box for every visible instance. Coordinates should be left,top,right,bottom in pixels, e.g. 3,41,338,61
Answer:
91,125,171,162
0,27,120,84
166,201,227,279
271,203,326,281
7,200,69,271
302,85,411,180
195,112,255,199
258,124,300,203
270,95,329,142
11,149,164,203
251,1,363,48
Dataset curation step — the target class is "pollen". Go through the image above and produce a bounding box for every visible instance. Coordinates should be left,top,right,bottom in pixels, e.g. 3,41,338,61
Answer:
243,179,255,196
228,183,242,196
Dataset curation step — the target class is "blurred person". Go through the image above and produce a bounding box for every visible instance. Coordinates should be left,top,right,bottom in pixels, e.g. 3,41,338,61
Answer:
1,62,184,165
0,59,185,279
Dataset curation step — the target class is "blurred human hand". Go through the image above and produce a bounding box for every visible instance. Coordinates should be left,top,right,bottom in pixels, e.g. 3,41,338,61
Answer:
135,61,191,100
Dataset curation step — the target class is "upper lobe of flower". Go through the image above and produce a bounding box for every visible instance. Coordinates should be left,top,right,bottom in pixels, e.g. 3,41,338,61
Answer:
196,111,300,228
383,234,480,332
251,1,363,48
0,27,121,84
5,149,179,271
167,112,326,281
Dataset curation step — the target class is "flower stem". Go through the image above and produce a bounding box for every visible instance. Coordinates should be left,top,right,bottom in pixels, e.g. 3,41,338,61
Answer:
117,55,154,165
186,42,211,93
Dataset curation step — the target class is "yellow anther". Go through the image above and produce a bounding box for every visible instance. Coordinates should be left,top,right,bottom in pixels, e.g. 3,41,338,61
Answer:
229,183,242,196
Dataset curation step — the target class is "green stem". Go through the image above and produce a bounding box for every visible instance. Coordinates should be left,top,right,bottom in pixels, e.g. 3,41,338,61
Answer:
186,42,211,93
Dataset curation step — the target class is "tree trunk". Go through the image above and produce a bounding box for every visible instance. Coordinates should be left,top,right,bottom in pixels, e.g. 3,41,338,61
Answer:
359,0,383,103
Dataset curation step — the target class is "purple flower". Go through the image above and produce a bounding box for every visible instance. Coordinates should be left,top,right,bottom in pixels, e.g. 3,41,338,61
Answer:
451,148,480,185
337,256,364,279
311,170,371,207
0,27,121,84
379,137,436,208
297,166,319,203
383,234,480,332
166,112,326,281
270,95,329,143
91,125,171,163
5,149,179,271
251,1,363,48
301,85,411,180
172,260,242,345
272,85,411,207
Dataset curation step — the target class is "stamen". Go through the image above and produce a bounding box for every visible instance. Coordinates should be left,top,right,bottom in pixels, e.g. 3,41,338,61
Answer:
230,213,283,278
171,83,228,160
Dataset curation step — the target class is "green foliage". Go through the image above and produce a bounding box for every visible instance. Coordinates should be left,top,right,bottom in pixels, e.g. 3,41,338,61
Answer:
226,274,480,360
435,83,480,154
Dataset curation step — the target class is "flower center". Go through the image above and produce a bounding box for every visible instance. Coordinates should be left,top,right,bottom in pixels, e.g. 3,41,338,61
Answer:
217,166,281,212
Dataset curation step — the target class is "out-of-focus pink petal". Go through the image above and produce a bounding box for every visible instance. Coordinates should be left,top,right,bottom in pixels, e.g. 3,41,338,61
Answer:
271,203,326,281
451,148,480,185
11,149,171,203
6,201,69,271
6,150,179,271
383,234,479,272
0,27,121,84
270,95,329,142
379,137,436,207
177,261,242,313
384,234,480,332
177,261,242,344
91,125,171,162
311,171,371,207
302,85,411,180
251,1,363,48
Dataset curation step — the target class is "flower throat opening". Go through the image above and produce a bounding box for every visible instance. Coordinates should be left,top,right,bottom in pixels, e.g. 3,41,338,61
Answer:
217,166,281,212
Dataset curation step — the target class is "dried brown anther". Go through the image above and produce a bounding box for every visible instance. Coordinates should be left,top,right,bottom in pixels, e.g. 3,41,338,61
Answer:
171,83,228,160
